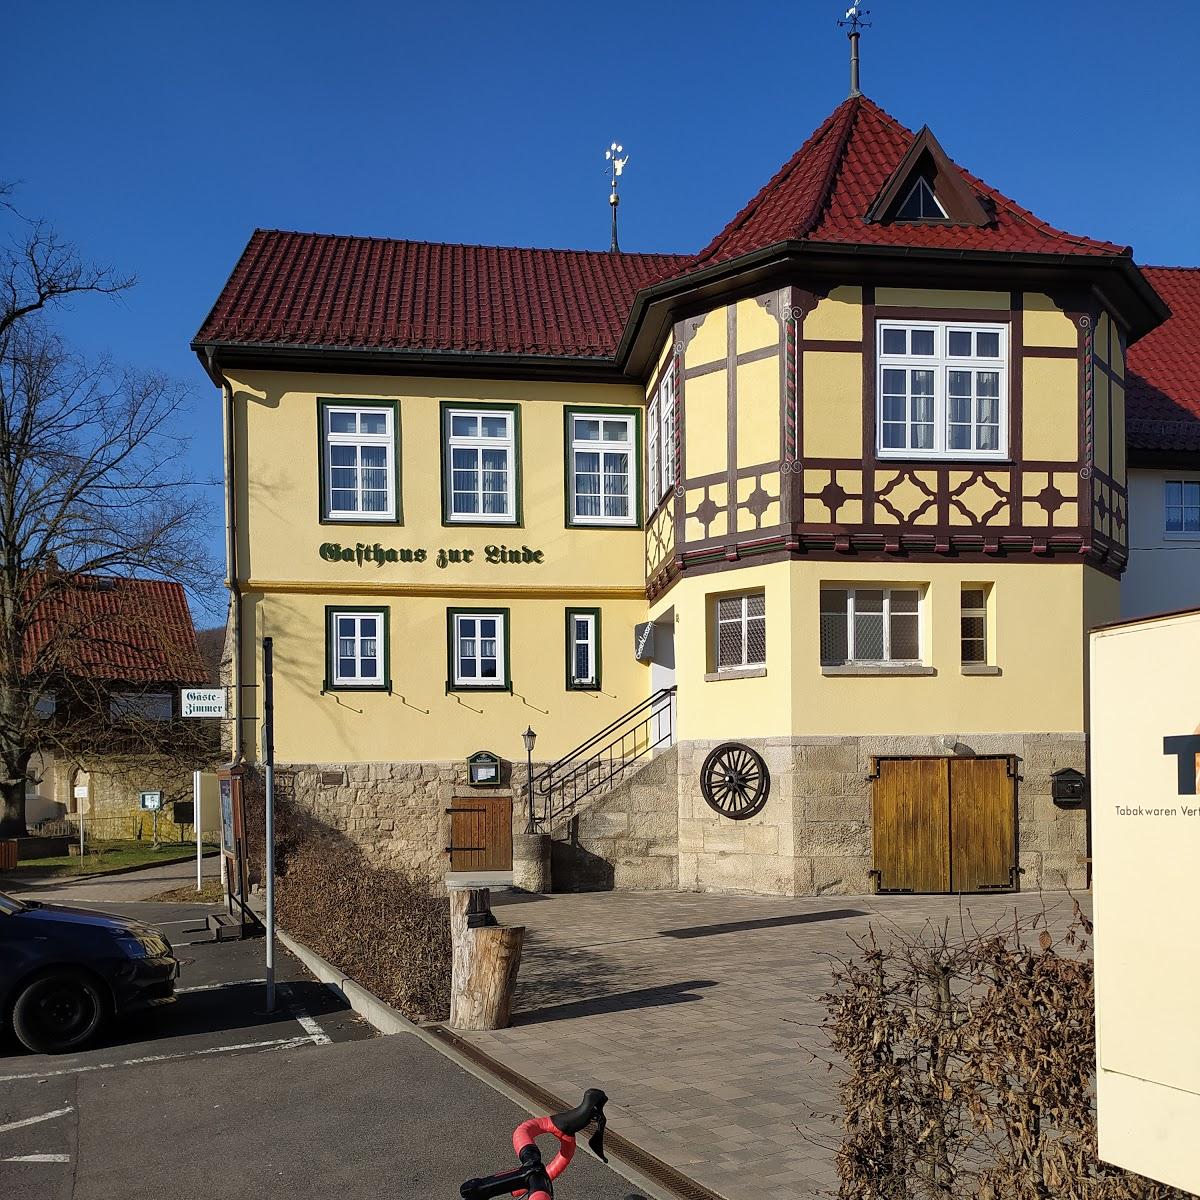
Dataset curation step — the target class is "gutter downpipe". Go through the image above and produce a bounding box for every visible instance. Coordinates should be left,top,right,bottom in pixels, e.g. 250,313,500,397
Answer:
206,346,243,766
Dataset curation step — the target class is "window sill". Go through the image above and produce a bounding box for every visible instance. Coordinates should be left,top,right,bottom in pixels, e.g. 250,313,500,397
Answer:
961,664,1002,676
704,667,767,682
875,452,1012,466
821,664,936,677
567,519,641,530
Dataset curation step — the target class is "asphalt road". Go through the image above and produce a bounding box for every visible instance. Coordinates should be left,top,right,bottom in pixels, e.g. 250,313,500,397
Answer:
0,897,642,1200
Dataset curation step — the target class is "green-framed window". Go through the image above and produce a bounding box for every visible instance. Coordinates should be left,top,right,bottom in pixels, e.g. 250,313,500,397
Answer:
441,402,521,525
447,608,511,691
565,608,602,690
317,399,402,524
564,408,641,528
325,606,390,690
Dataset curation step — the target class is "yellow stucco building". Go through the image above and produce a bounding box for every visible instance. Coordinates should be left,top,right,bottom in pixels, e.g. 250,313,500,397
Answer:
195,92,1170,896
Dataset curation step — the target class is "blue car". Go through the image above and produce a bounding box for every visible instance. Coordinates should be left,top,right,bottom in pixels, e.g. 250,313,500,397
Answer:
1,889,179,1054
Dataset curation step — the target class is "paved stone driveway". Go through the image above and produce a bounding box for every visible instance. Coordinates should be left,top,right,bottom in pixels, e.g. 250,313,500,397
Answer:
477,889,1090,1200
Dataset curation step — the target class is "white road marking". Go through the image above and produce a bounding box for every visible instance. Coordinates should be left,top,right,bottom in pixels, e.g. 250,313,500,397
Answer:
0,1036,310,1083
279,983,331,1046
3,1154,71,1163
171,939,213,946
0,1107,73,1134
176,978,266,994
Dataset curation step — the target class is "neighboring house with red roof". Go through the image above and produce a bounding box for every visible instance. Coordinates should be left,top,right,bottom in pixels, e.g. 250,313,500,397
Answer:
1123,267,1200,617
23,576,209,827
195,86,1185,899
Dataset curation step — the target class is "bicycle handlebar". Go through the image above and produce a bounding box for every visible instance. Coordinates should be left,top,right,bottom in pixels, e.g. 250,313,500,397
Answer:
459,1089,609,1200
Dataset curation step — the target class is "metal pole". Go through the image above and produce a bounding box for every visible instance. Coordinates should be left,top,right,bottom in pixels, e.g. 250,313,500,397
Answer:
849,31,861,97
263,636,276,1013
194,770,202,892
526,744,534,833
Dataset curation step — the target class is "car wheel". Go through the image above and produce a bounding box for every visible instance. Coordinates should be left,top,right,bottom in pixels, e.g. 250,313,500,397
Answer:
12,970,106,1054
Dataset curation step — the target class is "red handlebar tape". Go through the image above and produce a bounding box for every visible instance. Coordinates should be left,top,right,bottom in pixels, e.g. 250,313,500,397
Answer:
512,1116,575,1200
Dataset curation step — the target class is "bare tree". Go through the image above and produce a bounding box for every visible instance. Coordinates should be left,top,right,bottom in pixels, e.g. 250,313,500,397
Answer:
0,189,217,836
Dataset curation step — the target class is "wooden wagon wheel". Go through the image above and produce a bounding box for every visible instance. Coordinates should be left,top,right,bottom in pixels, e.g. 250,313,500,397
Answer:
700,742,770,820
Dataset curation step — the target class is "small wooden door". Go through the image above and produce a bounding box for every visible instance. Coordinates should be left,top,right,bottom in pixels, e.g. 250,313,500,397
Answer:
949,757,1016,892
872,756,1016,893
872,758,951,893
447,796,513,872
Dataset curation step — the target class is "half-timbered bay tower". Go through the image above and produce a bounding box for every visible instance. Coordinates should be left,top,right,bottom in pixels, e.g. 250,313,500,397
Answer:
196,89,1178,897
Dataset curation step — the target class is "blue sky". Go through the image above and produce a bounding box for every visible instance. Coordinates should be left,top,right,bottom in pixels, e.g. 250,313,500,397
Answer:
6,1,1199,622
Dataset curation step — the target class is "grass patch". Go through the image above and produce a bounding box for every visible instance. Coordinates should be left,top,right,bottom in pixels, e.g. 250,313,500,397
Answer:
7,840,219,878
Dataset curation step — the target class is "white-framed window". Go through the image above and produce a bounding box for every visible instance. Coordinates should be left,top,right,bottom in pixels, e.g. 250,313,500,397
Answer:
877,322,1007,460
445,408,516,522
567,610,599,688
569,412,636,525
1164,480,1200,537
820,588,922,665
647,362,676,508
328,609,387,688
110,692,174,721
452,611,507,688
323,403,396,520
715,592,766,672
961,587,988,664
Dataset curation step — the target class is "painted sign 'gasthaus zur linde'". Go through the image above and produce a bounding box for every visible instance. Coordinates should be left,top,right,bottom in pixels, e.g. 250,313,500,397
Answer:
194,84,1200,898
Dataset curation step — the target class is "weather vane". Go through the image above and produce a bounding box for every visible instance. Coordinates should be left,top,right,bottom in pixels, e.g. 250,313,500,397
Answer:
605,142,629,253
837,3,871,98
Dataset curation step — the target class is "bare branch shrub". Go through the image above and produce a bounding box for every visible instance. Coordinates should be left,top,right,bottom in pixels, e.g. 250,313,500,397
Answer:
242,775,452,1023
823,904,1188,1200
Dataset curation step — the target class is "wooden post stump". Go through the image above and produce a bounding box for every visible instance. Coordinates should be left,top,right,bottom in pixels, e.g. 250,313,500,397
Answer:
448,887,525,1030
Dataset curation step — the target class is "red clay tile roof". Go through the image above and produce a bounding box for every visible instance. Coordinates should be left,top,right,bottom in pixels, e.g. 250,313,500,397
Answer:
1127,267,1200,454
194,231,690,359
24,576,207,686
694,95,1128,266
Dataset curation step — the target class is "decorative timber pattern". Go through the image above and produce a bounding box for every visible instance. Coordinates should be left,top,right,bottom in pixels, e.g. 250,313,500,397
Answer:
645,285,1130,599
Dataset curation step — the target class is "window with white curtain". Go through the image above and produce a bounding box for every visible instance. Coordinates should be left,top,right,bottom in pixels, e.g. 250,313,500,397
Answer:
877,322,1007,459
328,609,387,688
323,404,396,520
1164,479,1200,537
820,588,922,665
451,612,507,687
647,362,676,508
566,610,599,688
569,412,635,525
445,409,516,522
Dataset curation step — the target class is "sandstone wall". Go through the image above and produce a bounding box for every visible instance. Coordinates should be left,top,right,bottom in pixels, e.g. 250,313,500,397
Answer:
549,746,679,892
678,733,1088,897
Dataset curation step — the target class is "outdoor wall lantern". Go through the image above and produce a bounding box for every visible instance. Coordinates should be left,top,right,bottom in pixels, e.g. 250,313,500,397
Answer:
467,750,502,788
1051,767,1088,808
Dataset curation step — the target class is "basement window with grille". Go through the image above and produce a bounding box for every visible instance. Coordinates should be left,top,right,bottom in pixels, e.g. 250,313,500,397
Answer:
709,592,766,678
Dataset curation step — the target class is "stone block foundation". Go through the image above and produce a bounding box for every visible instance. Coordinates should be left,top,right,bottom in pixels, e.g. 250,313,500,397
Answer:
270,732,1088,897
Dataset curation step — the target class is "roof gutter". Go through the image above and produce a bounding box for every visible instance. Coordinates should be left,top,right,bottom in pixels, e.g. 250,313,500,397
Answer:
204,347,244,767
615,240,1171,368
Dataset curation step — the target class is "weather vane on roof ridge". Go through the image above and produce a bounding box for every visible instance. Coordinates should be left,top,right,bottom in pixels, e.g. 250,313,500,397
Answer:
605,142,629,254
837,3,871,99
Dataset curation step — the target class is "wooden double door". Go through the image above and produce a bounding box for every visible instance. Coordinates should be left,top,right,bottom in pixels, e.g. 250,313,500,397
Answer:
871,756,1017,893
447,795,513,873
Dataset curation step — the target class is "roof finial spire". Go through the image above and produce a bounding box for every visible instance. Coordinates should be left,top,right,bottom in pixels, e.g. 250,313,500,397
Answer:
837,3,870,98
605,142,628,253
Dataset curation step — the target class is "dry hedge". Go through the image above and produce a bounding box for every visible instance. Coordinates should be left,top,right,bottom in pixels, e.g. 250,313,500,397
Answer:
822,902,1189,1200
242,776,452,1022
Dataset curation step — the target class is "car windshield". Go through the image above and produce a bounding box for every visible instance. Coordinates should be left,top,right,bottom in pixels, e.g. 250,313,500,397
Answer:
0,890,25,915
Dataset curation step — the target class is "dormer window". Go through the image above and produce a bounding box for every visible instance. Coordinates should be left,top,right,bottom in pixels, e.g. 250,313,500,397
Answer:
894,177,947,221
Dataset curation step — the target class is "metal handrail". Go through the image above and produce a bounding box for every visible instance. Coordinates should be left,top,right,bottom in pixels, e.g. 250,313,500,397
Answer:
532,686,675,827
